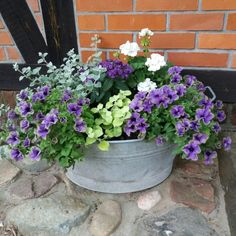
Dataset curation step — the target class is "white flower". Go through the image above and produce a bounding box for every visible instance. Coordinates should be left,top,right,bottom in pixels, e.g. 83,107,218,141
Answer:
139,28,154,37
137,78,157,92
145,53,166,72
119,41,140,57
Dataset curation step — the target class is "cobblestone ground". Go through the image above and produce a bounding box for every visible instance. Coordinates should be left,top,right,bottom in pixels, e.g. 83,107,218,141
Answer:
0,155,230,236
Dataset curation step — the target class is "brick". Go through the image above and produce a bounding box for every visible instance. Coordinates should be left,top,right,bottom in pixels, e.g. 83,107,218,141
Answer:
168,52,228,67
26,0,40,12
78,15,105,31
108,14,166,31
232,54,236,68
0,19,4,29
0,32,13,45
227,13,236,30
136,0,198,11
0,47,6,61
76,0,132,12
199,34,236,49
79,33,132,48
202,0,236,10
81,50,106,63
170,13,224,31
6,47,21,60
147,33,195,49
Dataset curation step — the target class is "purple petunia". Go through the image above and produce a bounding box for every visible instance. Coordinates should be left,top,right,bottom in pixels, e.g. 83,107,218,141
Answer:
216,100,223,109
175,84,186,97
136,118,149,133
23,137,31,147
129,99,143,112
74,118,86,132
171,105,185,118
170,74,182,84
168,66,183,75
7,110,18,120
18,90,29,100
176,122,185,137
183,140,201,161
67,103,82,116
60,117,67,123
35,112,45,121
199,96,213,109
196,108,214,124
29,147,41,161
185,75,196,87
20,119,30,132
43,112,58,127
124,123,136,136
204,150,217,165
7,131,20,145
193,133,208,144
61,90,72,102
11,148,24,161
190,120,200,132
156,136,166,145
99,59,133,79
19,102,33,117
223,137,232,151
212,122,221,133
32,92,45,103
216,110,226,122
37,123,49,139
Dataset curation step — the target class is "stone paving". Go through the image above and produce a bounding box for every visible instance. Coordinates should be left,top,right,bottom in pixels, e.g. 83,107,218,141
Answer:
0,156,230,236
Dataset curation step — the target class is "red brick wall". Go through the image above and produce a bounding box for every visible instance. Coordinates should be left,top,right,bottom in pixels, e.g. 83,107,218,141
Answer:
1,0,236,70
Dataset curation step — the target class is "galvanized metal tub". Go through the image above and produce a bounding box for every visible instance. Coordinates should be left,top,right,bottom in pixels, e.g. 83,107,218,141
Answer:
66,139,176,193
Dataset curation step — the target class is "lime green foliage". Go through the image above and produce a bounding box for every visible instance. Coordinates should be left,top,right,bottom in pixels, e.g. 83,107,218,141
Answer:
85,90,131,150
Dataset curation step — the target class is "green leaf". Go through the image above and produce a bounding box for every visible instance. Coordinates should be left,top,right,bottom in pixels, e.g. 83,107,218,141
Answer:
115,80,129,90
102,78,114,91
98,140,110,151
85,137,96,145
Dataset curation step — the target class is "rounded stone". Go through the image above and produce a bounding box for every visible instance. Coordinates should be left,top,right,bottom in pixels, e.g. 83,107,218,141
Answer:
89,200,122,236
137,190,161,210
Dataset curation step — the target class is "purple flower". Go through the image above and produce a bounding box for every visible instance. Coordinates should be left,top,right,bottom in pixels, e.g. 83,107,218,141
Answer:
7,132,20,145
193,133,208,144
182,119,190,129
61,90,72,102
124,123,136,136
216,100,223,109
196,82,206,92
20,119,30,132
100,59,133,79
18,90,29,100
35,112,45,121
196,108,214,124
137,119,149,133
37,123,49,139
223,137,232,151
190,120,200,131
149,89,163,107
183,141,201,161
67,103,82,116
212,122,221,133
199,96,213,109
11,148,23,161
8,124,16,132
23,137,30,147
60,117,67,123
163,85,179,104
19,102,33,117
171,74,182,84
32,92,45,103
136,91,147,100
216,110,226,122
129,113,140,124
185,75,196,87
43,113,58,127
204,150,217,165
176,122,185,136
175,84,186,97
129,99,143,112
171,105,185,118
156,136,166,145
74,118,86,132
29,147,41,161
142,99,153,113
7,110,18,120
168,66,183,75
41,86,50,96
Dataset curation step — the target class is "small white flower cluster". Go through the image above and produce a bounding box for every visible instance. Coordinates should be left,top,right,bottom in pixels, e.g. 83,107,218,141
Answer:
145,53,166,72
119,41,140,57
139,28,154,37
137,78,157,92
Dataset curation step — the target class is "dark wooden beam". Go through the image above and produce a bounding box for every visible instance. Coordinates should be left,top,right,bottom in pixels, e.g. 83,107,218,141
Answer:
0,0,47,63
40,0,78,65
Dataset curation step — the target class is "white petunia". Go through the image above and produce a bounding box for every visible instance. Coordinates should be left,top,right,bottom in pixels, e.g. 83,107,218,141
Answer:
145,53,166,72
119,41,140,57
137,78,157,92
139,28,154,37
